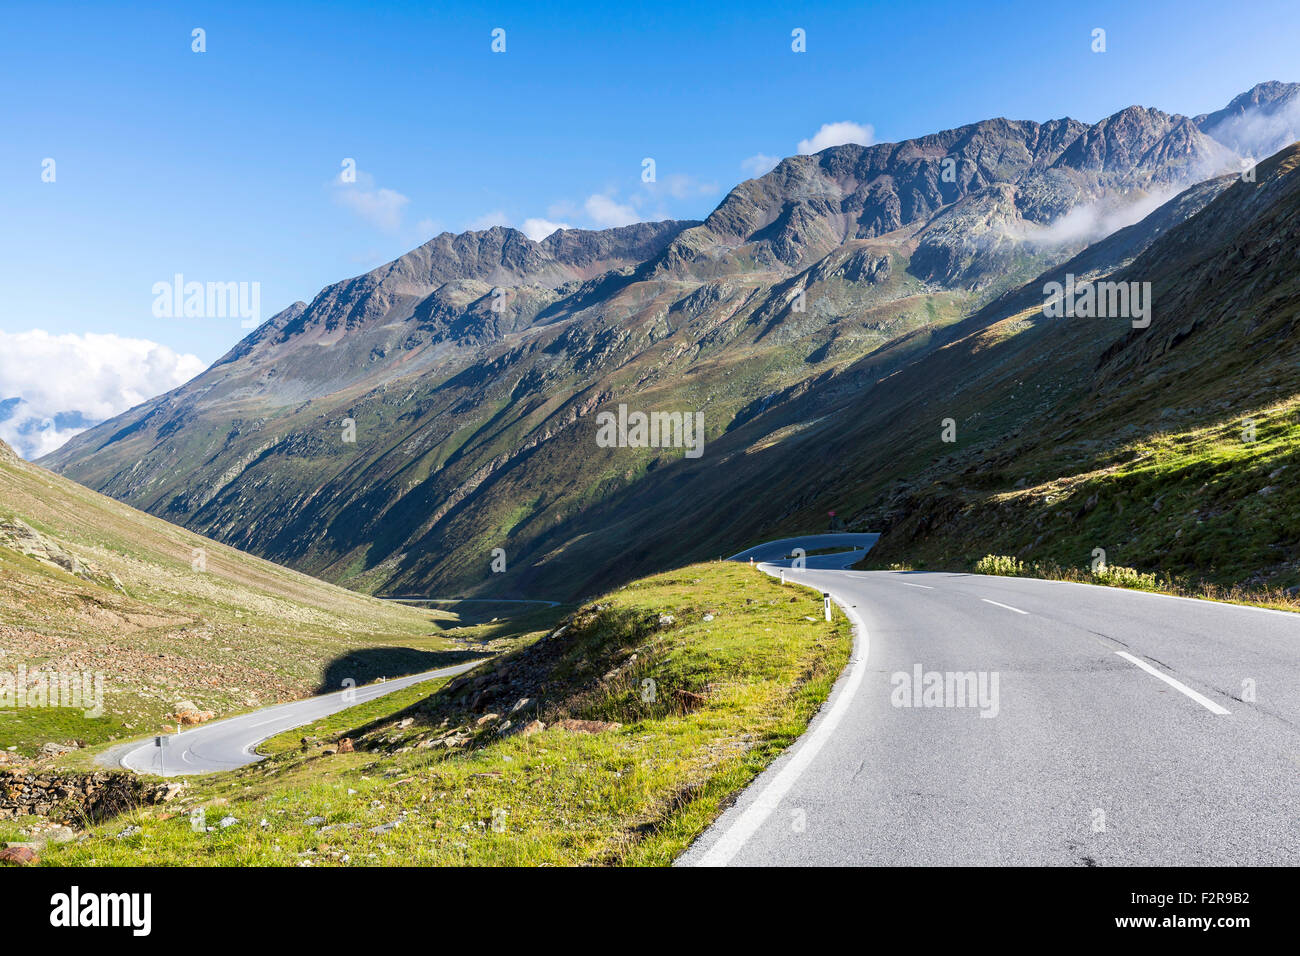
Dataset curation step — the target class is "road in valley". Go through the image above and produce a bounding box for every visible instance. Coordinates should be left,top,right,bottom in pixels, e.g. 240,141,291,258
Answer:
109,661,481,776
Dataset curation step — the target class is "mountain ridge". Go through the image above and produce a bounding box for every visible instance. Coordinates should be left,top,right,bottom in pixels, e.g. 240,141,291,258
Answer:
41,82,1300,601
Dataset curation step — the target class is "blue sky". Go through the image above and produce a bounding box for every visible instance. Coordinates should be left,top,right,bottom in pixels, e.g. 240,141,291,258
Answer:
0,0,1297,455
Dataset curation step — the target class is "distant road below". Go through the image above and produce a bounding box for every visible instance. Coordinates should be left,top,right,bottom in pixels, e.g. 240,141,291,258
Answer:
108,661,481,777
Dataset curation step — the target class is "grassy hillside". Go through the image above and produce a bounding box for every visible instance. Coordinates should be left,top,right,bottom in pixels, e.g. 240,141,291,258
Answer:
866,396,1300,603
859,144,1300,592
38,562,850,866
0,439,465,755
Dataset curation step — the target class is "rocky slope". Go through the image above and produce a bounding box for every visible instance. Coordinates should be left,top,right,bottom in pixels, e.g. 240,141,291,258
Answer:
42,84,1297,600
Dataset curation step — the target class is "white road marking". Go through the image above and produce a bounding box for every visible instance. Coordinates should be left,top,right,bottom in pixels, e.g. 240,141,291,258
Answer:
1115,651,1231,715
900,582,934,590
692,579,870,867
981,598,1028,615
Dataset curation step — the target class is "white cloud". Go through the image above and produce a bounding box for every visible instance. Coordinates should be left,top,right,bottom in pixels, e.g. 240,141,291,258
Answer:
741,153,781,178
415,217,443,237
336,187,409,232
584,193,641,228
521,217,570,241
467,210,511,231
649,174,719,200
1028,188,1180,248
0,330,204,459
1205,94,1300,162
797,121,875,155
332,169,412,233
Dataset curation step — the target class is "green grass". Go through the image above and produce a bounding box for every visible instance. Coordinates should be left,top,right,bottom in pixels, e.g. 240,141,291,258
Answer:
0,708,135,758
0,446,461,740
869,398,1300,610
255,680,456,758
40,562,850,866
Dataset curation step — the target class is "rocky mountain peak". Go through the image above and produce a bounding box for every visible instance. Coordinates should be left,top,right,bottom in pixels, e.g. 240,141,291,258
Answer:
1196,80,1300,159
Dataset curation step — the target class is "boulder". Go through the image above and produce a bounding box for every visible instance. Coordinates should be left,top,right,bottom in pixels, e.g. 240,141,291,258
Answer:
0,846,38,866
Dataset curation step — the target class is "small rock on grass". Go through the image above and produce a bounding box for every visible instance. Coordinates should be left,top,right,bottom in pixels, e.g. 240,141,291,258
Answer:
0,846,38,866
554,719,621,734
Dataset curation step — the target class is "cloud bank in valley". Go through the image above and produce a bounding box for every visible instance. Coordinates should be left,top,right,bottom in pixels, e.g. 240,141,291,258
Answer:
0,330,204,459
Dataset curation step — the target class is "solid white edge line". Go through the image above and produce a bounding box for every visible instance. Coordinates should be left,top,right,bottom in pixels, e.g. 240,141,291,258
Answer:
1115,651,1231,715
690,567,870,867
981,598,1028,615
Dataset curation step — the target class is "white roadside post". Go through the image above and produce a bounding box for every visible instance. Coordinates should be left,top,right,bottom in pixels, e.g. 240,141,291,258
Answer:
823,592,831,622
780,569,786,585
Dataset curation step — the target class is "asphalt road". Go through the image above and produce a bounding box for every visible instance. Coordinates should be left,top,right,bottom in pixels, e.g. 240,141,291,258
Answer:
680,549,1300,866
728,533,878,570
113,661,481,776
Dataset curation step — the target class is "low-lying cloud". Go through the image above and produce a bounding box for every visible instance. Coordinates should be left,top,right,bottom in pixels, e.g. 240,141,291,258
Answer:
1027,187,1182,249
0,330,204,459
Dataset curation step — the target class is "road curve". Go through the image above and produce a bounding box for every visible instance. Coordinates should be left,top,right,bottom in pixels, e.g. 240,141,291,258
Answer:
728,533,878,570
113,661,481,776
680,540,1300,866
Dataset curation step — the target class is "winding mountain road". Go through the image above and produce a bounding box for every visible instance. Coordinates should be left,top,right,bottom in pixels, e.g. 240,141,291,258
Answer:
680,538,1300,866
109,661,481,776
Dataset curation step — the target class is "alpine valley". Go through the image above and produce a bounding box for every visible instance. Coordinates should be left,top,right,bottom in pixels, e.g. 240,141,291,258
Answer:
41,82,1300,600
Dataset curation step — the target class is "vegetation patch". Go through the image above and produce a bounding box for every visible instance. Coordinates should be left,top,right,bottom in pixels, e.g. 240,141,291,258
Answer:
39,562,849,866
869,398,1300,611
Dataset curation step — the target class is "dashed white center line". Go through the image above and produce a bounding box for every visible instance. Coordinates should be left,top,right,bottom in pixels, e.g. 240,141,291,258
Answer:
981,598,1028,615
1115,651,1231,715
900,582,934,590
